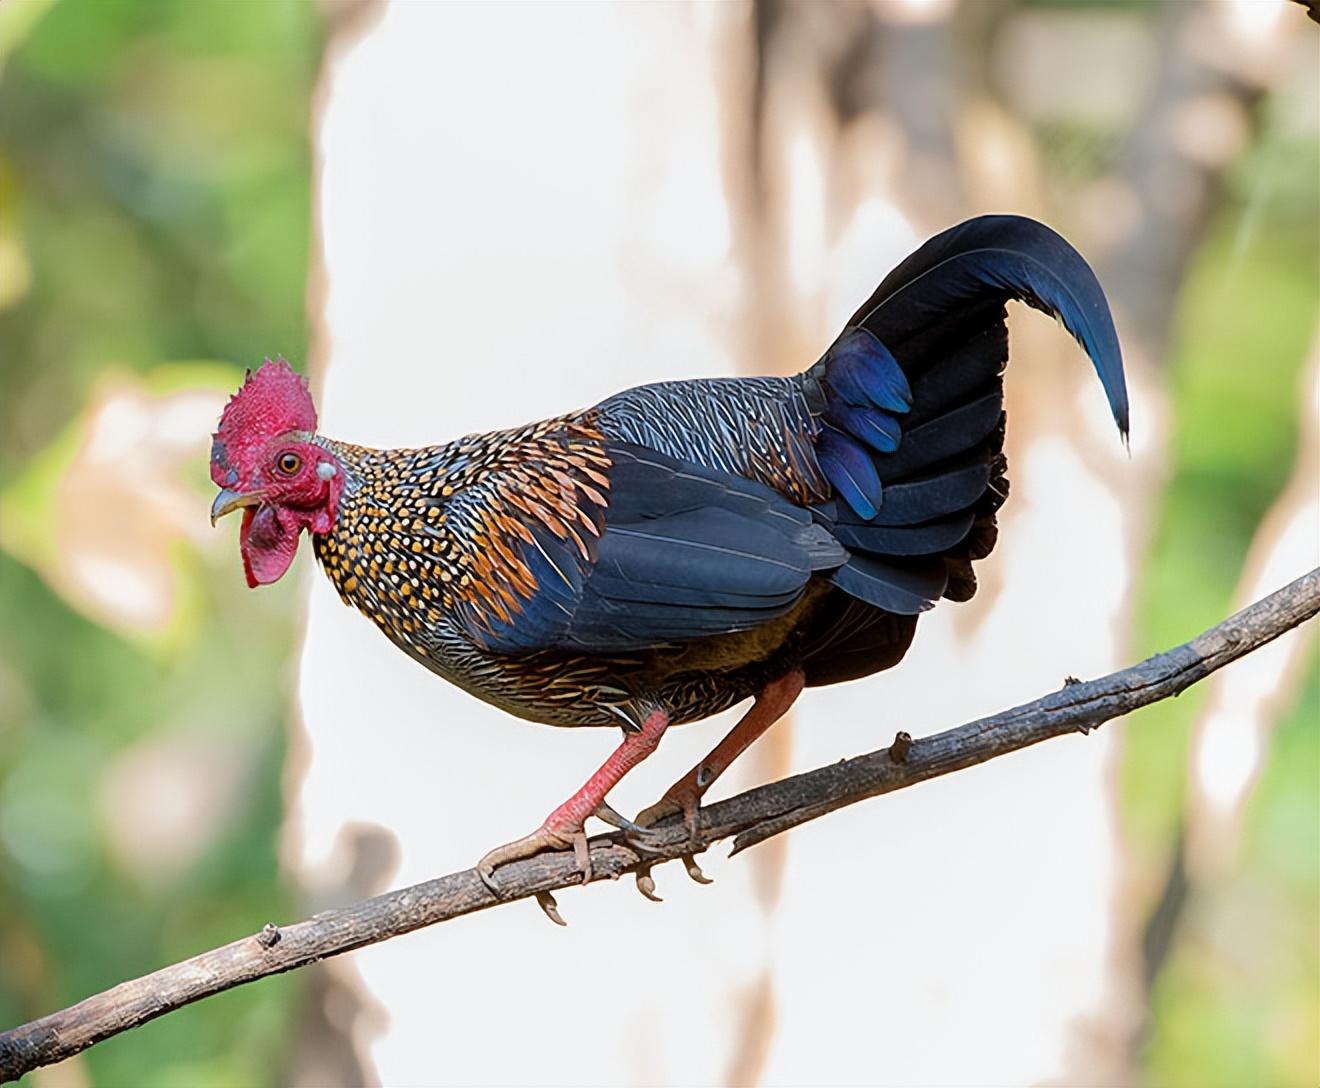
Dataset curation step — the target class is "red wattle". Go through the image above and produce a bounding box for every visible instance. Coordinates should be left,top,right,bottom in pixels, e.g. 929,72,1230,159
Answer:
239,508,259,589
239,505,301,587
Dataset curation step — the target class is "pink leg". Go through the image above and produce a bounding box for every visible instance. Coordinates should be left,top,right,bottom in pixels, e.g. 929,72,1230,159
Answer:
637,669,805,847
477,708,669,892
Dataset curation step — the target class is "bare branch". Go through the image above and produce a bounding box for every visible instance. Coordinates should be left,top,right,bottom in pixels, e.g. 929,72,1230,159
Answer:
2,568,1316,1083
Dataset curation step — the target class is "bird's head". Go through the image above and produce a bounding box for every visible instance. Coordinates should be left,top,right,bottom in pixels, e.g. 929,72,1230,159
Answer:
210,359,343,587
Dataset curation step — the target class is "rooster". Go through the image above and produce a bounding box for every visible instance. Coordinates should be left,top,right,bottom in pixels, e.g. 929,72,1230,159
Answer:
210,215,1128,891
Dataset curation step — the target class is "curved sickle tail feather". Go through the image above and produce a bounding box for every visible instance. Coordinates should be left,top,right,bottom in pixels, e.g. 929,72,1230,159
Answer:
797,214,1129,642
849,214,1128,437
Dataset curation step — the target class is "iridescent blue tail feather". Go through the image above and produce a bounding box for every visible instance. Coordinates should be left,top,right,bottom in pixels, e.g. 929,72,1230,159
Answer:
800,214,1128,622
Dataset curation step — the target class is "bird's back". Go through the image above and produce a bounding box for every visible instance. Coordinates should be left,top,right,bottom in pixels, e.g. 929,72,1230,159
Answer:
311,216,1128,728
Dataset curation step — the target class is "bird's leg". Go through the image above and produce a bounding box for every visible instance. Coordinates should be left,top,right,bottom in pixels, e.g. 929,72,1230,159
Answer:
477,708,669,894
636,669,805,850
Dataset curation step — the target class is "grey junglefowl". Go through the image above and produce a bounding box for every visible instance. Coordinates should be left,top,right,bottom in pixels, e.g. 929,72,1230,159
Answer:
210,215,1129,893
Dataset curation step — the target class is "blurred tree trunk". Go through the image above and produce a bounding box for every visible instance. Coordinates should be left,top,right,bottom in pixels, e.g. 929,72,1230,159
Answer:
292,5,780,1084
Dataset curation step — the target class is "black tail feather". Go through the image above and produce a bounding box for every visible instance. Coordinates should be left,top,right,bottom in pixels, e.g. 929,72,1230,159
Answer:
797,215,1126,635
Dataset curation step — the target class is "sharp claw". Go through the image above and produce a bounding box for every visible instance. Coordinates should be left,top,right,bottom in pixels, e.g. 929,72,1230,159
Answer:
536,891,567,926
634,864,663,902
478,864,502,898
593,802,651,835
682,854,713,885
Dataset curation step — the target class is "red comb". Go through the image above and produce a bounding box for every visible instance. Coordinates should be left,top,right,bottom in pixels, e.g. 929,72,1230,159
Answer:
211,358,317,487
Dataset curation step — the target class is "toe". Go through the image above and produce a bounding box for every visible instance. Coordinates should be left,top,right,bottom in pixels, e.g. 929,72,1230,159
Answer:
571,830,593,884
635,796,682,830
478,862,502,897
475,820,587,892
593,801,651,835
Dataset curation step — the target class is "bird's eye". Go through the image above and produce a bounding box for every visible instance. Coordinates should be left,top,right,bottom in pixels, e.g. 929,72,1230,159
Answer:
276,452,302,476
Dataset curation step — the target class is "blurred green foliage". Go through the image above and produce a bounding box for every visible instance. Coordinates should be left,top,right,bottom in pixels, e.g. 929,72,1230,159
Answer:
1143,672,1318,1088
1124,97,1319,1086
0,0,321,1084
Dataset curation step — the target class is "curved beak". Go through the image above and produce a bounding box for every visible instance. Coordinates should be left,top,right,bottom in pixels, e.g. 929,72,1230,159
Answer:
210,488,264,526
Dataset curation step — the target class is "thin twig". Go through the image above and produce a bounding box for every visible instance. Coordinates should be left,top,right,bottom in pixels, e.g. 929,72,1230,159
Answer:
2,568,1316,1083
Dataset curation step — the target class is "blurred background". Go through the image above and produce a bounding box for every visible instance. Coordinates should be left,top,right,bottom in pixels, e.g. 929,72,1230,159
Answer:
0,1,1314,1086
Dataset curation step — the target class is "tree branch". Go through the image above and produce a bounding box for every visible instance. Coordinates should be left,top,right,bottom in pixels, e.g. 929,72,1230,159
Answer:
3,568,1317,1083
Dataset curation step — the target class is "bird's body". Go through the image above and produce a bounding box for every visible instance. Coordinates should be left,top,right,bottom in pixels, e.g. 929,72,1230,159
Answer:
211,215,1129,887
306,387,903,731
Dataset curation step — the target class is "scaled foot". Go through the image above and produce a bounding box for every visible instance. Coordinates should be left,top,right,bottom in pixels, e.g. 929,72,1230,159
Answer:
632,779,713,899
635,777,702,849
477,818,591,896
478,708,672,896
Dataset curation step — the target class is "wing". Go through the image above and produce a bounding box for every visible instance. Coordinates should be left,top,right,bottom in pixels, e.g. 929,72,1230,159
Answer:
449,433,844,655
450,216,1129,650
